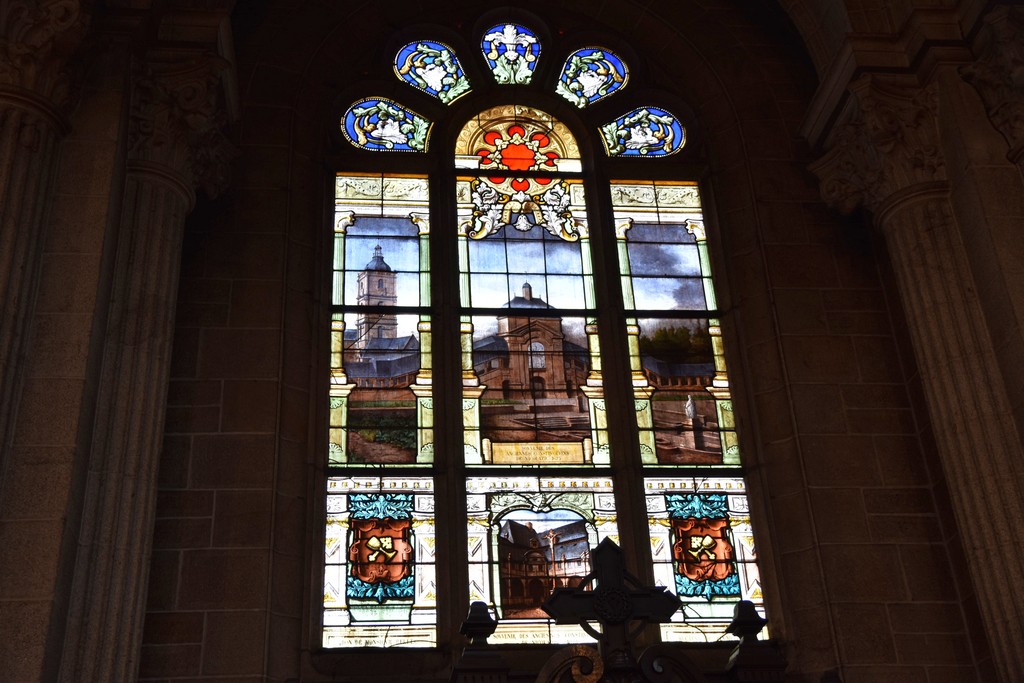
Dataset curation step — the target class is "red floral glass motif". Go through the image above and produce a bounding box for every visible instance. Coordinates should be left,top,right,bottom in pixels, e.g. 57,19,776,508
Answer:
476,124,560,191
349,518,413,584
671,517,735,583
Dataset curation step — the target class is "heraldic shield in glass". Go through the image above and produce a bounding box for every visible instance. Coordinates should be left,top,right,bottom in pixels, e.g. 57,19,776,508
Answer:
323,478,437,647
646,477,763,642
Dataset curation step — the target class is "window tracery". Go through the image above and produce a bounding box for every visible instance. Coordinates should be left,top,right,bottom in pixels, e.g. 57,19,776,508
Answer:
325,19,764,651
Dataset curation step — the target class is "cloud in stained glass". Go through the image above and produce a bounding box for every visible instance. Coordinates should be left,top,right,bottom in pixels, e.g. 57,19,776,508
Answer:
342,98,432,153
394,41,471,104
556,47,629,108
481,23,540,85
600,106,686,157
632,277,707,311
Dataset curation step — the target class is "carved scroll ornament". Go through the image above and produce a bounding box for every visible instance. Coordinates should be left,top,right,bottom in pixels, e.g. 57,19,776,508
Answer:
128,53,236,199
0,0,86,104
810,75,947,216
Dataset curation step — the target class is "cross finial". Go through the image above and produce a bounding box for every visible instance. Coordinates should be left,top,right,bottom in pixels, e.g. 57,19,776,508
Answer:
542,539,680,671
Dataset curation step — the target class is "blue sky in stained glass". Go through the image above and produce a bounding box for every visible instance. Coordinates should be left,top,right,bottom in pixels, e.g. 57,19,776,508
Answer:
343,217,421,308
466,227,585,309
498,508,587,530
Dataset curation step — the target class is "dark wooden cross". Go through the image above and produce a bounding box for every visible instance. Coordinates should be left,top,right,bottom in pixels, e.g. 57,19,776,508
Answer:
542,538,681,673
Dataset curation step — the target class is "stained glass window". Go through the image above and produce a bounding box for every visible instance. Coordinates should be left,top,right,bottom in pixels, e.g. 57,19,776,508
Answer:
330,174,433,466
556,48,629,108
326,18,766,655
466,476,619,644
647,477,762,641
610,181,738,469
324,477,437,647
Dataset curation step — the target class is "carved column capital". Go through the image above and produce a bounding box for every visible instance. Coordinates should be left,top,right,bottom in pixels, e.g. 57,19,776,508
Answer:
961,6,1024,163
0,0,87,106
128,53,236,203
811,75,947,216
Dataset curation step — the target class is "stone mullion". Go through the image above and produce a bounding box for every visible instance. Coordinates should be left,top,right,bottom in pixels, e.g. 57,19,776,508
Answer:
60,165,191,682
880,195,1024,682
0,97,64,456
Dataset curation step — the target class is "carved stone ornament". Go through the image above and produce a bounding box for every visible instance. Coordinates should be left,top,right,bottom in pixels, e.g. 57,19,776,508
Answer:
810,75,947,215
960,6,1024,162
0,0,86,104
128,53,236,199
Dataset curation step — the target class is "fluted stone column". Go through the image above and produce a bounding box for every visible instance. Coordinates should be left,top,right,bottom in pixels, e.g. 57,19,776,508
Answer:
58,54,234,682
811,75,1024,683
0,0,86,458
961,6,1024,175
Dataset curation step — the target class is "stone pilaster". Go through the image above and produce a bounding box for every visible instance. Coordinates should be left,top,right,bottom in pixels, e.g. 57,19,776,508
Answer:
811,74,1024,683
58,53,234,682
961,6,1024,170
0,0,86,459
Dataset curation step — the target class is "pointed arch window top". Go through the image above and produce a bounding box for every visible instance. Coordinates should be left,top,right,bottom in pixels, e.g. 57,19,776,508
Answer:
455,105,580,172
394,41,472,104
481,24,540,85
342,98,432,153
600,106,686,157
556,48,629,108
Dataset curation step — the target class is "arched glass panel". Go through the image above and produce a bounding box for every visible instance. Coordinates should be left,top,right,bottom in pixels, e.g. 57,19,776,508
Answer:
481,23,541,84
600,106,686,157
610,179,764,640
342,98,432,152
556,47,629,108
394,41,471,103
455,104,580,172
466,477,619,644
325,174,437,646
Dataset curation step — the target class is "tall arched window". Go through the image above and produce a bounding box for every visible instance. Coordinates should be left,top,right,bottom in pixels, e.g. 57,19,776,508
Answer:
323,17,763,652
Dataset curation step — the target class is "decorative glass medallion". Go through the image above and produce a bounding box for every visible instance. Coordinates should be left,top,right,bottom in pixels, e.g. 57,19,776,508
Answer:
556,47,629,108
455,105,581,172
646,477,763,643
324,477,436,647
481,23,541,84
600,106,686,157
342,98,431,152
394,41,471,103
